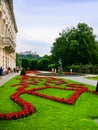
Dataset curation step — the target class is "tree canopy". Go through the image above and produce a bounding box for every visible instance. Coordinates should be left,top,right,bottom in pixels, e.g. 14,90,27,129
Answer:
51,23,98,66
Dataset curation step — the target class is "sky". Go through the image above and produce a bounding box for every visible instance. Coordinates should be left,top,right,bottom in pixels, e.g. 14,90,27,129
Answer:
13,0,98,56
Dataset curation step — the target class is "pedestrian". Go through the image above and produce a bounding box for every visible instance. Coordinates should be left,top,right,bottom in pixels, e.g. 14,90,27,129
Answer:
70,69,72,73
52,68,54,73
54,68,57,73
0,67,3,79
7,67,11,76
13,68,16,73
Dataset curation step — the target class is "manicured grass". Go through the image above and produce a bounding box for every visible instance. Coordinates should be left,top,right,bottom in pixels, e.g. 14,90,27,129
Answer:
0,75,98,130
37,88,74,98
86,76,98,80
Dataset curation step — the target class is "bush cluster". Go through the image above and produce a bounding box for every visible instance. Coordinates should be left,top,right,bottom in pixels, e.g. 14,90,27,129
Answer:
64,64,98,74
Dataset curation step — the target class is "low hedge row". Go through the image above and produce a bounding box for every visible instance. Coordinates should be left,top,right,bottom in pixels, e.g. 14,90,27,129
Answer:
64,64,98,74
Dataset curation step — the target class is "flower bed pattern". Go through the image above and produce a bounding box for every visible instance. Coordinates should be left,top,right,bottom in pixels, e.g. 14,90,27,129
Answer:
0,75,97,120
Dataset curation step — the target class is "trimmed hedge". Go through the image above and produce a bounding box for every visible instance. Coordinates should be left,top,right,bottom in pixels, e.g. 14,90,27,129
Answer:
64,64,98,74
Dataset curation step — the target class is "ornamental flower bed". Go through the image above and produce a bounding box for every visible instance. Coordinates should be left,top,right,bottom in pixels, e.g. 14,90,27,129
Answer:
26,70,41,75
0,75,97,120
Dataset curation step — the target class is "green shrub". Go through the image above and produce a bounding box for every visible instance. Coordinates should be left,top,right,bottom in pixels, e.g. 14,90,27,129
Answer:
20,68,26,75
48,64,56,70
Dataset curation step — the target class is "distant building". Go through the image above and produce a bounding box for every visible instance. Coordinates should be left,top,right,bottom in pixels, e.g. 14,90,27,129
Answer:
0,0,18,70
20,51,33,55
18,51,39,59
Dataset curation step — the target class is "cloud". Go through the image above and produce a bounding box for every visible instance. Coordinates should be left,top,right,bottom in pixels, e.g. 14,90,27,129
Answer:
16,39,51,56
13,0,98,56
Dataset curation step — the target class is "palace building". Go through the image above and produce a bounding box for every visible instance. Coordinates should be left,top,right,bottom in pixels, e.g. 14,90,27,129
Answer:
0,0,18,70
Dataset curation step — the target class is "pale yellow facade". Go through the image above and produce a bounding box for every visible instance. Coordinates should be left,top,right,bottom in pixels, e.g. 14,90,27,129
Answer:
0,0,17,70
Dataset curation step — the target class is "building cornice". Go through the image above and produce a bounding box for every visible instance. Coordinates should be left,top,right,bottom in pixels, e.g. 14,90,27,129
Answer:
8,0,18,33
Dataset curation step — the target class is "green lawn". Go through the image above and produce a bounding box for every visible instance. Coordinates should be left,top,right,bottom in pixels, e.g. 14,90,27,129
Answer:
86,76,98,80
0,75,98,130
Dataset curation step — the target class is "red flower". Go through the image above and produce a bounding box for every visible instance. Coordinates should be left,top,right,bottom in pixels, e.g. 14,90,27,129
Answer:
0,75,97,120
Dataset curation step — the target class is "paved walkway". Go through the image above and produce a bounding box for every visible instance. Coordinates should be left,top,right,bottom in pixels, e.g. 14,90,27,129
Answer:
0,71,98,87
0,73,19,87
58,75,97,87
39,71,98,87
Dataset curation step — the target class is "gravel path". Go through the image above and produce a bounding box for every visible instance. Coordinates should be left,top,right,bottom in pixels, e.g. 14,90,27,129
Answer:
0,73,19,87
58,75,97,86
0,71,98,87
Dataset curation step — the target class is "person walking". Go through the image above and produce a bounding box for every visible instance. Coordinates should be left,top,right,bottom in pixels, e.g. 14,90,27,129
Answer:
7,67,11,76
0,67,3,79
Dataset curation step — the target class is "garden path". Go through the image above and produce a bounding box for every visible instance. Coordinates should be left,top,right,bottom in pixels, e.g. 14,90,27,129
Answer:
0,73,19,87
39,71,98,87
30,71,98,86
59,74,97,87
0,71,98,87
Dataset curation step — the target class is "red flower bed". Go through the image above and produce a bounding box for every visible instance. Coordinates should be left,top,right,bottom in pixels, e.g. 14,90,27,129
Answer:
0,75,97,120
26,70,40,75
0,89,35,120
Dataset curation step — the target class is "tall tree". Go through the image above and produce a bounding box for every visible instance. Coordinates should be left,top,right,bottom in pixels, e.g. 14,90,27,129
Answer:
16,53,21,66
30,59,38,70
21,58,30,69
51,23,98,66
38,58,49,70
